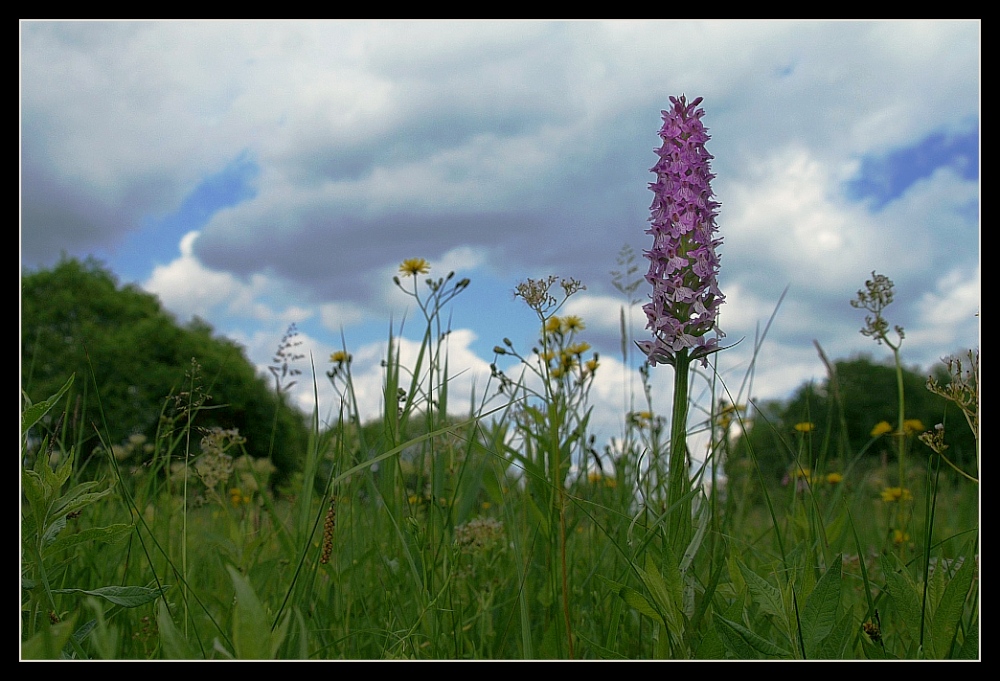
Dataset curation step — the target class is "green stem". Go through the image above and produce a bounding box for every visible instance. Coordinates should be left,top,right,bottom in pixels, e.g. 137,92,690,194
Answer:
667,349,692,552
892,345,906,489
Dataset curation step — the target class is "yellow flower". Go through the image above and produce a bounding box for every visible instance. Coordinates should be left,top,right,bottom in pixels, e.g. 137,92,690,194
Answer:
559,352,579,371
585,357,600,373
794,422,816,433
826,472,843,485
544,316,563,335
561,315,585,333
892,529,911,545
903,418,926,435
330,350,352,364
566,341,592,356
880,487,913,503
871,421,893,437
399,258,431,277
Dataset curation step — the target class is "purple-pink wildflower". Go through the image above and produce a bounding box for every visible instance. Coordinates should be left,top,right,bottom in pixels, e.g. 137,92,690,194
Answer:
638,95,725,367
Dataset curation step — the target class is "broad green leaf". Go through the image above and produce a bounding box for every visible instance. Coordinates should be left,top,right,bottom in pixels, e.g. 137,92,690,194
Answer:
727,550,747,597
157,600,198,660
880,553,922,633
737,559,785,621
694,622,726,659
636,556,678,630
814,609,855,660
619,585,662,622
715,614,793,659
956,616,979,660
228,565,285,659
51,584,169,608
20,374,74,436
21,617,77,660
46,523,134,555
658,545,684,609
715,614,759,660
41,514,67,548
929,554,977,659
800,555,842,658
860,633,891,660
51,486,114,522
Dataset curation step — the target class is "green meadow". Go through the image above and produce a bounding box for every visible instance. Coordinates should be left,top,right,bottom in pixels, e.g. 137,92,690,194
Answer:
20,256,978,660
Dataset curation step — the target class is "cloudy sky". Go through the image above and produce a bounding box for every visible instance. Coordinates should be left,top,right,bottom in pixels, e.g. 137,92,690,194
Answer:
20,20,980,449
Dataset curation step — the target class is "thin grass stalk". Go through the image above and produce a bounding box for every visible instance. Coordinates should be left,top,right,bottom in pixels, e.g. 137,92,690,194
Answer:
918,451,942,653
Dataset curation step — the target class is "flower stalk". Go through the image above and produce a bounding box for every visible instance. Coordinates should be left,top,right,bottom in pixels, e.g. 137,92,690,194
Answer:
638,95,725,552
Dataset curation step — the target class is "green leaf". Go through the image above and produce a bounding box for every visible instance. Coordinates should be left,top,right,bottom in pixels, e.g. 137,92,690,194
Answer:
813,609,856,659
715,614,793,659
637,553,682,631
737,559,785,622
715,614,759,660
46,523,134,555
21,374,74,437
21,616,78,660
21,469,47,516
52,485,114,522
929,555,977,659
228,565,286,659
800,555,842,658
40,514,67,548
619,584,662,622
694,622,727,659
51,584,169,608
880,553,922,633
157,600,198,660
956,616,979,660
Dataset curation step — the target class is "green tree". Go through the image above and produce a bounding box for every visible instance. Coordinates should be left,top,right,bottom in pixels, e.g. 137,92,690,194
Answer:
727,354,977,487
21,256,307,485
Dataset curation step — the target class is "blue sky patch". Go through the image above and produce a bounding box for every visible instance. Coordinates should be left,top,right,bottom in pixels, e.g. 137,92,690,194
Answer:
109,153,259,281
846,123,979,210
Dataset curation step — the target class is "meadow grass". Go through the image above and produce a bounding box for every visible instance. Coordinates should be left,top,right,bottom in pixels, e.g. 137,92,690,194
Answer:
20,263,979,660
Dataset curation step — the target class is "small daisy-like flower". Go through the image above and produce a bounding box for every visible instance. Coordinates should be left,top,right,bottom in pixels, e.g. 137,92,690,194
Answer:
330,350,352,364
544,316,563,335
870,421,893,437
566,341,592,356
399,258,431,277
561,315,586,333
826,472,844,485
584,357,600,373
892,529,911,545
794,422,816,433
903,419,925,435
880,487,913,503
